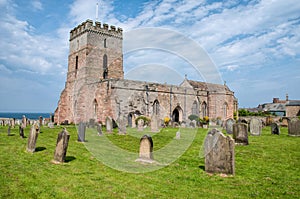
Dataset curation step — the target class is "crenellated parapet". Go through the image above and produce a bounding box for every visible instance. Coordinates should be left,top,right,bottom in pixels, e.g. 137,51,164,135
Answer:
70,19,123,41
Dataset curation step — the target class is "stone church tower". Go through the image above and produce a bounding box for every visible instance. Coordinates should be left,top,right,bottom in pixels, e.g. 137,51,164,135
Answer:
55,20,238,125
55,20,124,124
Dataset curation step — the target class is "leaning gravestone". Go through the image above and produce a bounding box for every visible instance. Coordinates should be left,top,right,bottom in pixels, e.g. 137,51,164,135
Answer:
225,118,235,134
204,128,235,175
137,119,144,132
118,115,127,135
26,123,39,153
96,124,102,136
151,115,160,132
77,122,86,142
271,123,280,135
136,135,154,163
106,117,113,133
233,123,249,145
288,118,300,136
19,126,25,138
53,129,70,164
249,118,262,136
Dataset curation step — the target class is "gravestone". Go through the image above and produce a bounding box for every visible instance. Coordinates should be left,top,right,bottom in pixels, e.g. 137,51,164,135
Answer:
7,126,11,136
249,118,262,136
216,118,222,126
89,119,95,128
97,124,102,136
11,119,15,128
233,123,249,145
175,131,181,139
77,122,86,142
22,115,27,128
151,115,160,132
118,115,127,135
106,117,113,133
137,119,144,131
271,123,280,135
204,129,235,175
266,116,272,126
225,118,235,134
19,126,25,138
48,122,54,128
26,123,39,153
288,118,300,136
53,129,70,163
281,117,289,127
136,135,154,163
39,116,43,127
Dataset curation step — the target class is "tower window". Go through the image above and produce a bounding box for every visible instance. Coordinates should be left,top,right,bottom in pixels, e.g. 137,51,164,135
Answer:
103,54,108,79
75,56,78,70
104,38,107,48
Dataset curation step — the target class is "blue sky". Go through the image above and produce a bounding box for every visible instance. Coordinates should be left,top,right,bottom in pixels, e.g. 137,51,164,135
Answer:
0,0,299,113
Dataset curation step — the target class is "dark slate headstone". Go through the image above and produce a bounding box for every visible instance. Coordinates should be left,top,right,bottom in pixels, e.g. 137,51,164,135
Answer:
89,119,95,128
233,123,249,145
77,122,86,142
225,118,235,134
19,126,25,138
26,123,39,153
204,129,235,175
288,118,300,136
53,129,70,164
136,135,154,163
271,123,280,135
249,118,262,136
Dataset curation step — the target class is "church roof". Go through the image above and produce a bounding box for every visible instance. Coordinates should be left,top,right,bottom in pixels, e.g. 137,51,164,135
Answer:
185,79,231,92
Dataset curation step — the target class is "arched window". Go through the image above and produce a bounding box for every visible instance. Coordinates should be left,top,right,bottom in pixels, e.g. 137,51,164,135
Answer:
103,54,108,79
104,38,107,48
93,99,98,118
191,100,199,116
223,102,228,118
153,100,160,115
201,102,207,118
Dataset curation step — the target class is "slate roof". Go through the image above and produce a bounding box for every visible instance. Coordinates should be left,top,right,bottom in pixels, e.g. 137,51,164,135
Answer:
186,80,231,92
286,100,300,106
262,103,286,112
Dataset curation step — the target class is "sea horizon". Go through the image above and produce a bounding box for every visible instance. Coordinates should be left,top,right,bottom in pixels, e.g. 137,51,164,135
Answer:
0,112,52,120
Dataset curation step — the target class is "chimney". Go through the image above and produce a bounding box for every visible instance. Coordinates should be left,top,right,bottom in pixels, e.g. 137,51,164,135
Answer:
286,93,289,101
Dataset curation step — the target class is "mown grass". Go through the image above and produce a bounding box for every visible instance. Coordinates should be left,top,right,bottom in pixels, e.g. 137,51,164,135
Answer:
0,125,299,198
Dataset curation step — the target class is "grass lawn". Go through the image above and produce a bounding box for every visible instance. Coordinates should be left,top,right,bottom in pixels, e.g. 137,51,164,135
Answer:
0,125,299,198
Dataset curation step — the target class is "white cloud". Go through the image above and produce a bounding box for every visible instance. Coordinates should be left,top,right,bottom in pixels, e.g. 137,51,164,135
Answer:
31,0,42,11
0,4,68,75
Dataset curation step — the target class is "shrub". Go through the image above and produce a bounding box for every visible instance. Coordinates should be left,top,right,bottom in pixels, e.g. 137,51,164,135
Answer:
135,116,151,126
164,117,170,126
188,114,198,121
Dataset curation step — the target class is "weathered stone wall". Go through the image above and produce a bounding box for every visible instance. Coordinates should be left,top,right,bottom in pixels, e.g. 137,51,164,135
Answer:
54,20,237,125
286,105,300,117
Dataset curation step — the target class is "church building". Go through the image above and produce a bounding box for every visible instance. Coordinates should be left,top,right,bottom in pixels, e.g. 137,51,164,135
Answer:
54,20,238,125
